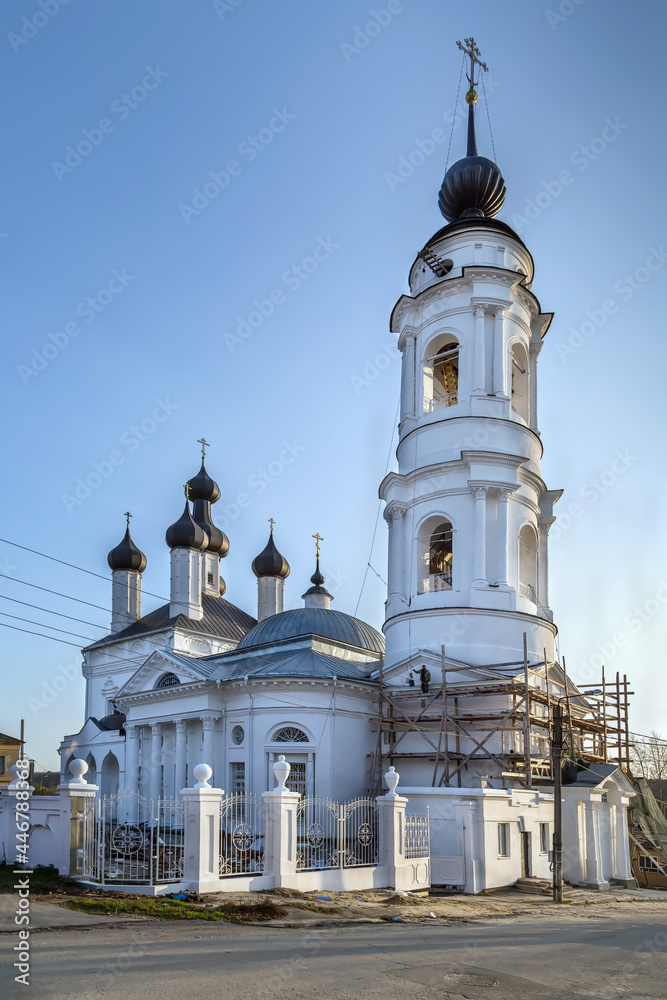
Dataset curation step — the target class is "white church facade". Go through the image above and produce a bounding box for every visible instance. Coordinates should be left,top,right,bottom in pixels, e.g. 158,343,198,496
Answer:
58,41,636,893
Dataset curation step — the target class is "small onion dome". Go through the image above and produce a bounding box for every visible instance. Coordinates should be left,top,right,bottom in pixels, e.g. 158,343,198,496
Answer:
438,155,506,222
98,710,126,732
301,558,332,599
252,530,290,579
193,499,229,557
166,500,207,550
186,461,220,503
107,527,147,573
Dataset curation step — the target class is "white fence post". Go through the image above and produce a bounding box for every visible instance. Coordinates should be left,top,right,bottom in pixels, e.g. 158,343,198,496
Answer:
181,764,223,892
262,755,301,888
377,766,408,888
56,759,98,876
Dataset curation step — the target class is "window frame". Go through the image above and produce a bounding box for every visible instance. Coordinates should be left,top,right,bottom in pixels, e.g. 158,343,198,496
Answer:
497,822,510,858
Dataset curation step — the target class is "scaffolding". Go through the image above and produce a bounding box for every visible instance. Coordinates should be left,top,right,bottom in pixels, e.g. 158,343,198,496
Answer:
368,635,632,793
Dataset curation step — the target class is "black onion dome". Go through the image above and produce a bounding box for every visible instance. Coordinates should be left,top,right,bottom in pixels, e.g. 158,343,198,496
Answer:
186,462,220,503
438,97,505,222
192,499,229,557
252,531,290,579
166,500,207,550
107,527,147,573
438,155,506,222
302,557,332,598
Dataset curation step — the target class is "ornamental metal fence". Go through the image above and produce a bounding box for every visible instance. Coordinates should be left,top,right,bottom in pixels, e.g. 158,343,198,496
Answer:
404,810,430,859
219,792,266,876
297,795,379,870
81,791,185,885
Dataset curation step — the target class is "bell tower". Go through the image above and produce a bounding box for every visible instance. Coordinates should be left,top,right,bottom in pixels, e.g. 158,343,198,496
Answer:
381,39,562,673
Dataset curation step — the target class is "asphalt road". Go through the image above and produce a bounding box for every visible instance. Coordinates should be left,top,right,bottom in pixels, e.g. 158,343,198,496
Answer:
1,913,666,1000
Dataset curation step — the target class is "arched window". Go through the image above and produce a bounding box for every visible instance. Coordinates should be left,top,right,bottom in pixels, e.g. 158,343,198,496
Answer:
273,727,308,743
424,338,459,412
155,672,180,690
418,518,453,593
511,342,529,423
519,524,538,604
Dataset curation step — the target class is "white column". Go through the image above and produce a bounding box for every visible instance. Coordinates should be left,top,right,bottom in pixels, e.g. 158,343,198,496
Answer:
472,305,486,394
124,724,139,795
496,488,512,585
175,720,187,794
471,486,488,585
150,723,162,805
538,519,553,611
401,332,417,418
613,798,635,885
386,504,407,602
529,345,540,430
55,759,98,877
306,751,314,795
201,716,217,783
492,307,506,395
584,799,608,889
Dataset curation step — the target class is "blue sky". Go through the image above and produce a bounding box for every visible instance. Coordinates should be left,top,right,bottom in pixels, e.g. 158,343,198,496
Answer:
1,0,665,769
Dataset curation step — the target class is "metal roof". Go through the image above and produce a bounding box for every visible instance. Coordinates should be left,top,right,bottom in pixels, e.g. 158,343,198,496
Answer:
236,608,384,655
85,594,256,650
209,644,376,682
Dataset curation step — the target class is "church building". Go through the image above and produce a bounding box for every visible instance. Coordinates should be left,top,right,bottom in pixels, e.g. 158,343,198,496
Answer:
60,40,636,893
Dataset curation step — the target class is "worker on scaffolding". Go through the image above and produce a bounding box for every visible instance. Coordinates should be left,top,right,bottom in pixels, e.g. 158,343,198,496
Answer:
417,664,431,694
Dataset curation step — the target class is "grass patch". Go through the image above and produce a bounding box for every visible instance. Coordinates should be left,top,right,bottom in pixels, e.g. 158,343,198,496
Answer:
61,897,287,922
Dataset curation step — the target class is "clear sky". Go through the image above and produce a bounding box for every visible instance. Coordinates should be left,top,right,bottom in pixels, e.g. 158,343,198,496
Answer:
1,0,665,770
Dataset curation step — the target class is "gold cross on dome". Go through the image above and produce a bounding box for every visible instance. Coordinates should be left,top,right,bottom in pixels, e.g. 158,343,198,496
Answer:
312,532,323,558
268,517,276,533
124,511,132,528
183,483,192,501
197,437,210,460
457,37,488,101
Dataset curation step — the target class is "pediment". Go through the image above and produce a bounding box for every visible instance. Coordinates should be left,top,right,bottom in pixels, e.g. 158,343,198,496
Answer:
116,650,207,698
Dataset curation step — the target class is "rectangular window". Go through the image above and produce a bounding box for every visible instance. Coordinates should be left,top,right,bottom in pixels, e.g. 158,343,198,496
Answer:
638,854,660,872
230,762,245,793
0,756,5,775
539,823,549,854
287,762,306,796
498,823,510,858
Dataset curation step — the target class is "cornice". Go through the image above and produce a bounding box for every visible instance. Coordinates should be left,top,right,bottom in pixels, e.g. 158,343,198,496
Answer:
383,604,558,636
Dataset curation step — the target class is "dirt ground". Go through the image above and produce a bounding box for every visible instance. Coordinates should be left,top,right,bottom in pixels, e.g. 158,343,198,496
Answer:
37,882,667,926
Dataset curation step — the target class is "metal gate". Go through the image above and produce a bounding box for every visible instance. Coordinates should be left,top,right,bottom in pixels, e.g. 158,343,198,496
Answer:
82,791,185,885
297,796,378,870
219,792,266,876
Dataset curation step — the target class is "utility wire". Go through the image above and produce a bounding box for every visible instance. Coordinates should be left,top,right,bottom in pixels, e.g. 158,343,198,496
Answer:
0,610,95,643
445,52,465,173
354,399,400,618
0,574,113,614
0,593,107,631
0,536,172,606
0,620,81,647
480,71,497,162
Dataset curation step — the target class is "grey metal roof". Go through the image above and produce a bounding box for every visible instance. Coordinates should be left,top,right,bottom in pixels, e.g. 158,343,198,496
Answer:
564,763,622,788
208,644,376,682
236,608,384,655
85,594,256,650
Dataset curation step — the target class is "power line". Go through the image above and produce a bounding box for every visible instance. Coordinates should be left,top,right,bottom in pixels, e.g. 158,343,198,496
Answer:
0,610,95,643
0,593,107,631
354,399,399,618
0,536,171,605
0,574,113,614
0,620,81,647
